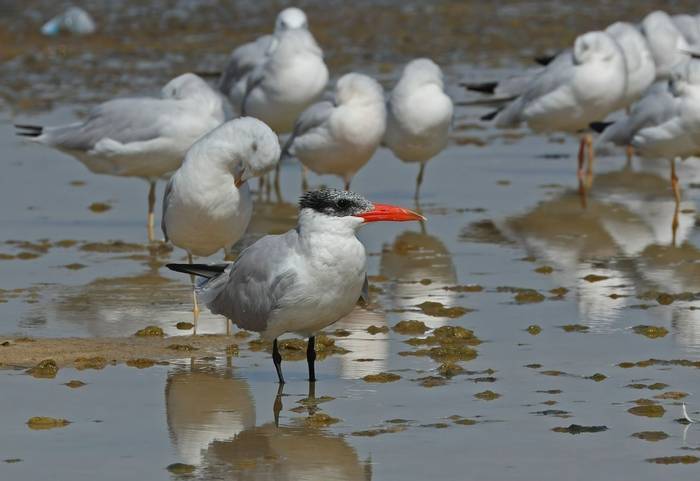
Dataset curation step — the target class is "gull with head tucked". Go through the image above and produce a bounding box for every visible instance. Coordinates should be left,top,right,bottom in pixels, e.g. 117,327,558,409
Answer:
282,73,386,190
15,73,225,242
167,188,424,383
161,117,280,332
384,58,453,199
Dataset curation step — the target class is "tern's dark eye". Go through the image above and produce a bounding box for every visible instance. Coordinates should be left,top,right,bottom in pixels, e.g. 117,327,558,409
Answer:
336,199,351,210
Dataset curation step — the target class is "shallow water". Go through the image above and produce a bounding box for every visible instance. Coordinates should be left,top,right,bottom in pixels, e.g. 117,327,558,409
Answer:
4,1,700,480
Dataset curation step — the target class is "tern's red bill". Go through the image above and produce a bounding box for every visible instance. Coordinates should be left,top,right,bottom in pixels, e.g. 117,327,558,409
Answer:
357,203,425,223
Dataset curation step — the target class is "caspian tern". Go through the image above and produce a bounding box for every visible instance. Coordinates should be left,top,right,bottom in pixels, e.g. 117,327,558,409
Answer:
384,58,453,199
161,117,280,332
167,188,424,383
282,73,386,190
15,73,226,242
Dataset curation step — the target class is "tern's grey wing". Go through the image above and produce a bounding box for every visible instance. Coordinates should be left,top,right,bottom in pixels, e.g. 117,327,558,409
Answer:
281,101,334,156
218,35,274,95
203,229,300,332
43,97,175,151
161,177,174,242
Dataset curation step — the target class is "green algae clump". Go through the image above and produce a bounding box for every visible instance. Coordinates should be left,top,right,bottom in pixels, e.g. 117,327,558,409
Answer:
654,391,688,400
428,345,477,362
514,290,545,304
474,390,501,401
367,325,389,335
586,373,607,382
647,456,699,465
561,324,589,333
632,431,669,442
126,358,156,369
633,325,668,339
166,463,196,475
134,326,164,337
26,417,70,430
392,320,429,334
438,362,465,377
64,380,86,389
454,418,477,426
27,359,58,379
656,293,674,305
175,322,193,330
303,412,340,428
74,356,108,370
534,266,553,274
526,325,542,335
583,274,608,283
628,404,665,418
552,424,607,434
417,301,471,318
363,372,401,383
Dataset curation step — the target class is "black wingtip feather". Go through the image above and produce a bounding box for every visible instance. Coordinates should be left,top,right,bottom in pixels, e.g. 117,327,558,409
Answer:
15,124,43,137
534,54,557,66
166,263,228,278
589,121,614,133
480,109,501,122
460,81,498,94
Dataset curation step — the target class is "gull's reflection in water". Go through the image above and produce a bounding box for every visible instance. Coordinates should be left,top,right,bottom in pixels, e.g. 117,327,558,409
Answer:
166,364,256,466
493,169,696,332
165,365,369,481
379,229,458,328
333,306,389,379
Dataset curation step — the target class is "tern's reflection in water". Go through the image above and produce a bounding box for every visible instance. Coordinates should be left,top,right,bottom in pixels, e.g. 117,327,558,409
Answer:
165,365,369,481
491,169,696,330
379,229,458,328
333,306,389,379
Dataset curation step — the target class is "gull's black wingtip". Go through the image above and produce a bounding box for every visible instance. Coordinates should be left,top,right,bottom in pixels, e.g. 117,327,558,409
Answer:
480,109,501,122
589,121,614,133
460,81,498,95
166,263,228,278
14,124,43,138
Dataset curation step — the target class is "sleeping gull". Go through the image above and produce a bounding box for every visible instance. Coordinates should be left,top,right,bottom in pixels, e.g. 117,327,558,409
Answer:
282,73,386,190
384,58,453,199
162,117,280,332
15,73,225,242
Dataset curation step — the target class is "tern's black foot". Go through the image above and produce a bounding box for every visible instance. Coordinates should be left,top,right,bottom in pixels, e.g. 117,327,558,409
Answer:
273,383,284,427
307,336,317,382
273,338,285,384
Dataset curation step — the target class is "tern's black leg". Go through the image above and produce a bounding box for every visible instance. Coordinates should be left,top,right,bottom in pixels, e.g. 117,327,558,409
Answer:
273,382,284,427
273,338,285,384
307,336,317,382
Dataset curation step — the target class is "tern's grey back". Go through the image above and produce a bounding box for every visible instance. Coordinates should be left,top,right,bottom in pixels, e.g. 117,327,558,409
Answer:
199,229,300,332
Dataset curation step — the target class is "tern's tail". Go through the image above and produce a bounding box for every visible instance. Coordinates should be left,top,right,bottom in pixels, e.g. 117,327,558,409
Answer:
166,263,227,279
15,124,44,138
460,81,498,94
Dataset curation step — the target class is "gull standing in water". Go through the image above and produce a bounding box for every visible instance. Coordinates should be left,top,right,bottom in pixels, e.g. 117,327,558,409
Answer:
483,31,626,200
161,117,280,333
16,73,225,242
282,73,386,190
218,7,309,110
167,189,424,383
384,58,453,199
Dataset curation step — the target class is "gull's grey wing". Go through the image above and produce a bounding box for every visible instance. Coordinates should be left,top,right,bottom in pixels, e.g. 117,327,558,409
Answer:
599,82,678,146
494,51,575,127
240,63,267,116
161,177,174,242
42,97,178,151
201,229,300,333
281,100,335,157
218,35,275,95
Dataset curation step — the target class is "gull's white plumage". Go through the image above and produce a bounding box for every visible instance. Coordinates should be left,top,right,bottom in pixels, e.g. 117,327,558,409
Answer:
162,117,280,258
641,11,689,79
385,58,453,163
218,8,308,102
232,28,328,133
606,22,656,108
494,31,626,133
284,73,386,188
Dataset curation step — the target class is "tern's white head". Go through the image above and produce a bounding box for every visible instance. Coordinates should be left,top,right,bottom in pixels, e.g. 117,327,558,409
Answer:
188,117,280,186
274,7,308,33
161,73,217,100
573,31,622,65
397,58,445,90
297,189,424,236
334,73,384,106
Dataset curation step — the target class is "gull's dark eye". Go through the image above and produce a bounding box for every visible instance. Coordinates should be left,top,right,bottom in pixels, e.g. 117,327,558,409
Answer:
337,198,351,210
